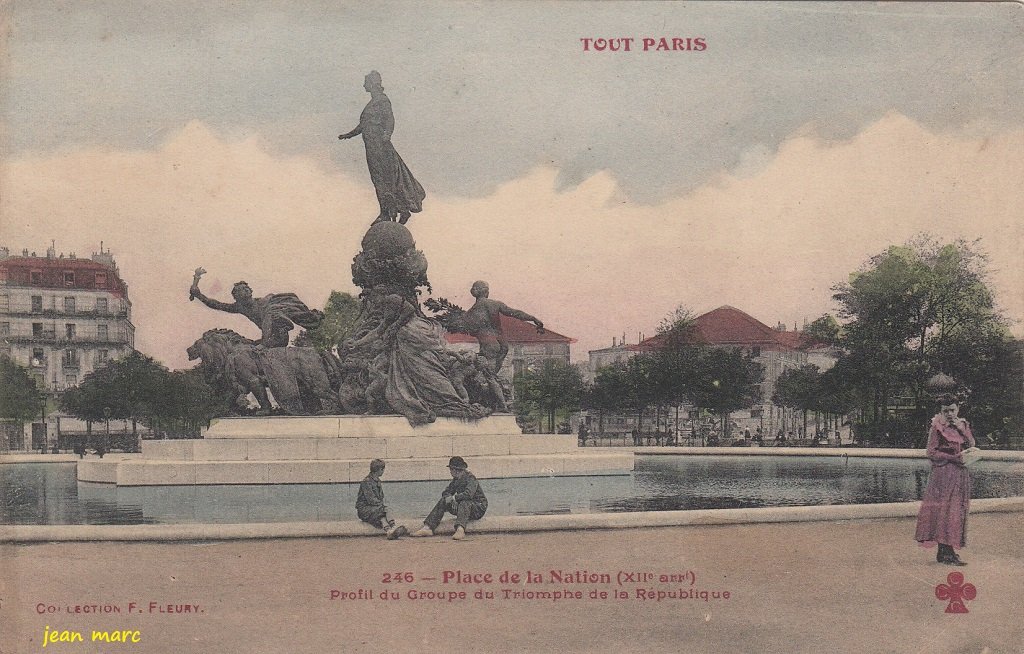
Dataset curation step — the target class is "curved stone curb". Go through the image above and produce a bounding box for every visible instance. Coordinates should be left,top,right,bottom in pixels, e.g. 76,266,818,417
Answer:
632,447,1024,462
3,497,1021,543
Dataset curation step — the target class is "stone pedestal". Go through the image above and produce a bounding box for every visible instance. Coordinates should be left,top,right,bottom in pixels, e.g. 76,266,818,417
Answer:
77,415,633,486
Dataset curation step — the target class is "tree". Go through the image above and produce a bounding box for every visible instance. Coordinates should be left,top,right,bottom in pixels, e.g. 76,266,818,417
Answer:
61,352,170,441
0,355,43,423
773,364,822,438
297,291,362,352
803,314,842,346
585,361,634,434
831,235,1018,445
514,360,585,433
687,348,764,438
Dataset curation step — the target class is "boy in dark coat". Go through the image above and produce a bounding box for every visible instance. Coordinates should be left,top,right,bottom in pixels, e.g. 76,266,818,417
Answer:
356,459,408,539
412,456,487,540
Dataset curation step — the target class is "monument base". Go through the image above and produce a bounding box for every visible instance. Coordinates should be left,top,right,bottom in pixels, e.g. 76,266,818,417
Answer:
77,415,634,486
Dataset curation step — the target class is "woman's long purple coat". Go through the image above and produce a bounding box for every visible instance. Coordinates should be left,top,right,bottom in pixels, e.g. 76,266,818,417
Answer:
914,415,975,549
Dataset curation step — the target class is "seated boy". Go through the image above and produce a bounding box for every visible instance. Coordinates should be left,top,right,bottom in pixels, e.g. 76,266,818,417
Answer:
356,459,408,539
411,456,487,540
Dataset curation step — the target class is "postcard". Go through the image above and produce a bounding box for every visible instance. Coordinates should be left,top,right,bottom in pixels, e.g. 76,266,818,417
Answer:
1,2,1022,652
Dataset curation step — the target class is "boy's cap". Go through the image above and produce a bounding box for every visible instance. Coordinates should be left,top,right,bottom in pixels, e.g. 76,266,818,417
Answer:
447,456,468,470
370,458,386,472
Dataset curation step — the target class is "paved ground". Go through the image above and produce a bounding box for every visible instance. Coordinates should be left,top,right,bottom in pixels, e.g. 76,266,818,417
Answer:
2,513,1022,654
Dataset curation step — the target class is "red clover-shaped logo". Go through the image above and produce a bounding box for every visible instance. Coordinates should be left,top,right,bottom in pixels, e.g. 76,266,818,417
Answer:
935,572,976,614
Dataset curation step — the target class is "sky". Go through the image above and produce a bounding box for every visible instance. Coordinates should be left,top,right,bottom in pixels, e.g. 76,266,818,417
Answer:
1,1,1022,368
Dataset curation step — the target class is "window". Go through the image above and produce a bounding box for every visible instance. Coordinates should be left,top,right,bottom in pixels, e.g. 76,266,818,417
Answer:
0,294,8,311
64,296,75,313
95,297,108,313
64,374,78,387
32,296,43,312
97,349,109,365
750,408,764,419
62,348,79,368
32,348,45,366
65,323,76,339
32,373,44,388
0,322,9,336
95,272,107,286
63,271,75,286
751,346,761,357
32,323,43,337
30,271,42,284
97,324,109,341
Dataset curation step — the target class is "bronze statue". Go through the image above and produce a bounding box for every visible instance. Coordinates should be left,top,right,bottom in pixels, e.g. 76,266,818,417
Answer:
189,267,323,348
339,71,425,225
187,329,340,415
462,281,544,373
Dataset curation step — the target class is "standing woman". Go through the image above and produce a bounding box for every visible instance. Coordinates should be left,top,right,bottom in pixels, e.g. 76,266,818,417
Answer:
914,395,976,565
339,71,425,225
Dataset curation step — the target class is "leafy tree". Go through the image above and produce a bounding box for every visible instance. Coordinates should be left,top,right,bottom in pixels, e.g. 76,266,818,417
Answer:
687,348,764,438
773,364,822,438
584,361,634,434
803,314,842,346
298,291,362,351
514,360,585,433
831,235,1017,445
0,355,43,423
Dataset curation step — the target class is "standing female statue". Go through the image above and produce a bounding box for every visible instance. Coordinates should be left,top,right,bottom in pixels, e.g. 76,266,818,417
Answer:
339,71,426,225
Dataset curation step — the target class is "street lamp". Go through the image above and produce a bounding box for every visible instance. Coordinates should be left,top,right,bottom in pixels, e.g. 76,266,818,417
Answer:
102,406,111,458
39,394,47,454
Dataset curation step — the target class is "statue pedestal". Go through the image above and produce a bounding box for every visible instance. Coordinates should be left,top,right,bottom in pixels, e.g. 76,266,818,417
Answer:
77,415,633,486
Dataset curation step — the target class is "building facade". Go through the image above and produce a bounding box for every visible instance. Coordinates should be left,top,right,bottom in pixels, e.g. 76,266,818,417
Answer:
0,244,135,449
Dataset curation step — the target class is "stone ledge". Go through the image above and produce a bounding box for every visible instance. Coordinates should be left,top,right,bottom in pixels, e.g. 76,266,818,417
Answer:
76,452,635,485
633,447,1024,462
204,414,523,439
3,497,1021,542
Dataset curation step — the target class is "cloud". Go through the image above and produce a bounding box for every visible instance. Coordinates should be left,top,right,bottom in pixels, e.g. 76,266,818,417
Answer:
1,113,1021,369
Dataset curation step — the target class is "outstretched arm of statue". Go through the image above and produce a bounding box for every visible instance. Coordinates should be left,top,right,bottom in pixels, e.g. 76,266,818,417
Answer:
189,281,239,314
338,124,363,140
498,303,545,333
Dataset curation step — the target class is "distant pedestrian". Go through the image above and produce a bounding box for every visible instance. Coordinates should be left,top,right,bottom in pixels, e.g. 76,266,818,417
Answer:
356,459,408,540
412,457,487,541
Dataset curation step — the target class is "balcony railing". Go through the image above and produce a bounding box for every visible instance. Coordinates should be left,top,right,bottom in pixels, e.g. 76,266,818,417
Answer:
1,308,129,319
5,333,131,346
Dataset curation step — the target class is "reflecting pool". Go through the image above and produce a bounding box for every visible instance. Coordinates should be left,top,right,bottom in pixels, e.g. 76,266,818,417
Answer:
2,455,1023,526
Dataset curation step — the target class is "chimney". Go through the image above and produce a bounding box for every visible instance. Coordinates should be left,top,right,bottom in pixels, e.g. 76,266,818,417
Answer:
612,337,617,347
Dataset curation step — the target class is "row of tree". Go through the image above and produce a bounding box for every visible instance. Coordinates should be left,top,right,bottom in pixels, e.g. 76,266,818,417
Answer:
60,351,226,440
511,309,765,437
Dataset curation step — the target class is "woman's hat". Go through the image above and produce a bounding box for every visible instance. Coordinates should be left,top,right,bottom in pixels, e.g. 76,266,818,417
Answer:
447,456,468,470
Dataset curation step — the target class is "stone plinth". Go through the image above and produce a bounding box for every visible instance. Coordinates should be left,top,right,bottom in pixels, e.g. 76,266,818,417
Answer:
77,415,633,486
